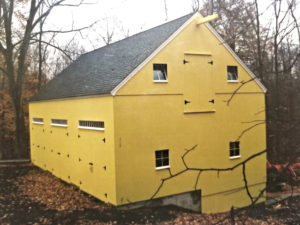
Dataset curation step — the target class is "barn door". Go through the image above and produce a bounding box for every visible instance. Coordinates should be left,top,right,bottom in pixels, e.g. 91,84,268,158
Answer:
183,54,214,112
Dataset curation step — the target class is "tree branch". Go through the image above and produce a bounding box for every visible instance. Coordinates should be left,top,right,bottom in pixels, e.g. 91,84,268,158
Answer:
31,39,73,61
225,78,257,106
31,0,65,30
32,20,98,36
182,144,198,169
236,121,265,141
241,120,266,124
194,170,202,190
242,163,253,203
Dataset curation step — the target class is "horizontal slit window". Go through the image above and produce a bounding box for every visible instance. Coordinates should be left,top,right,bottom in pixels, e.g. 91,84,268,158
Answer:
51,119,68,127
79,120,104,130
32,118,44,124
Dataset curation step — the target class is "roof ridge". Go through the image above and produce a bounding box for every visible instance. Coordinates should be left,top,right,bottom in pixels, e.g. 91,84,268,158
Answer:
80,12,195,58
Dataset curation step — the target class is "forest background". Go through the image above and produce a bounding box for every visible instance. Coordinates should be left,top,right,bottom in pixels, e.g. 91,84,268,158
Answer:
0,0,299,165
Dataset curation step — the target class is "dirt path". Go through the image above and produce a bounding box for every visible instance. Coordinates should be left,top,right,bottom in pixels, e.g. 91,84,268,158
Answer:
0,164,299,224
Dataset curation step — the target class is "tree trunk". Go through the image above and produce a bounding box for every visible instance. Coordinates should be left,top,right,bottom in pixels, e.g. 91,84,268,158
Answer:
13,94,26,158
273,1,280,161
254,0,264,82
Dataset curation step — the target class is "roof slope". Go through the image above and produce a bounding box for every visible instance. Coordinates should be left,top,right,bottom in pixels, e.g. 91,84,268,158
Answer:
31,13,194,101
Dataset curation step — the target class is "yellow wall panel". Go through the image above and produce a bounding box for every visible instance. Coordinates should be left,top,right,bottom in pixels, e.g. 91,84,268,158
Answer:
113,94,266,212
112,15,266,212
29,96,117,204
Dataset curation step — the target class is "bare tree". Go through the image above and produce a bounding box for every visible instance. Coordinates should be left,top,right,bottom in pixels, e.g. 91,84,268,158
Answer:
95,17,116,46
0,0,95,158
191,0,200,12
269,0,300,160
163,0,168,21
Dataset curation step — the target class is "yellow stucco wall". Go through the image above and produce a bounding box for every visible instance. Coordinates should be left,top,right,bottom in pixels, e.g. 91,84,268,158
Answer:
29,14,266,213
113,15,266,213
29,96,117,204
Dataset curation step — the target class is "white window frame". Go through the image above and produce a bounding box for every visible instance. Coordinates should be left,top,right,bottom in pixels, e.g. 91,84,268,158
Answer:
51,119,68,127
229,141,241,159
153,64,168,82
32,118,44,125
155,149,170,170
227,65,238,82
78,120,105,131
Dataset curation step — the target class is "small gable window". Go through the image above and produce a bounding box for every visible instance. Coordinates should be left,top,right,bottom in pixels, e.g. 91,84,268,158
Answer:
51,119,68,127
155,149,170,169
229,141,240,159
32,118,44,125
79,120,105,131
227,66,238,81
153,64,168,82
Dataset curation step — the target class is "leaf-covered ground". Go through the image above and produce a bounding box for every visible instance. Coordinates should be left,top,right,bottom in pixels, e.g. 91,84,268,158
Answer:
0,164,299,225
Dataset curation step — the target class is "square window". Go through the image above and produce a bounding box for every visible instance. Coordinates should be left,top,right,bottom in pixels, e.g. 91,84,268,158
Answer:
227,66,238,81
229,141,240,158
155,149,169,169
153,64,168,81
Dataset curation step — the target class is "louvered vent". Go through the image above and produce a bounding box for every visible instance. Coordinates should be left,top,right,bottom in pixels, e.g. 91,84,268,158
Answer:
79,120,104,130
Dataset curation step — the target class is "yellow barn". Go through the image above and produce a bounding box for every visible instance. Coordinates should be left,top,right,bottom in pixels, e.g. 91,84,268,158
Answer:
29,12,267,213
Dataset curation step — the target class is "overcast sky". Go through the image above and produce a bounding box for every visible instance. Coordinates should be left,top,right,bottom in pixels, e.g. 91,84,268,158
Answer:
44,0,296,51
46,0,194,50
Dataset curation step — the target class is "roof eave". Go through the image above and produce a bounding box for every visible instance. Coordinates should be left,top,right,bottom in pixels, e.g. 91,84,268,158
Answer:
29,93,112,103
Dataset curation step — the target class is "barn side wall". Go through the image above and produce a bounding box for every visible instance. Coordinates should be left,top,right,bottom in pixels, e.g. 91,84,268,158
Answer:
29,96,117,204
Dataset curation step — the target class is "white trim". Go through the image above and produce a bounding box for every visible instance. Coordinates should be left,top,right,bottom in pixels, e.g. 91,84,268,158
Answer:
153,80,168,83
29,94,111,103
227,80,239,83
111,13,200,96
204,22,267,93
78,126,104,131
32,121,44,125
51,123,68,127
230,155,241,159
156,165,170,170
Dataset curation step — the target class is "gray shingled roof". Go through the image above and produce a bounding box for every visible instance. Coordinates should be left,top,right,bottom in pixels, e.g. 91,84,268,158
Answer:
31,13,194,102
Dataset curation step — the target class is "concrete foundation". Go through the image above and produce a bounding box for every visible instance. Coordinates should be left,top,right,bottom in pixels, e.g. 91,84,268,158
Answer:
117,190,201,212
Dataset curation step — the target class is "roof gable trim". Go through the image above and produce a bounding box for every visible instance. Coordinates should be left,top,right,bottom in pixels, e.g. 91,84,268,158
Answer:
111,13,199,96
111,12,267,95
